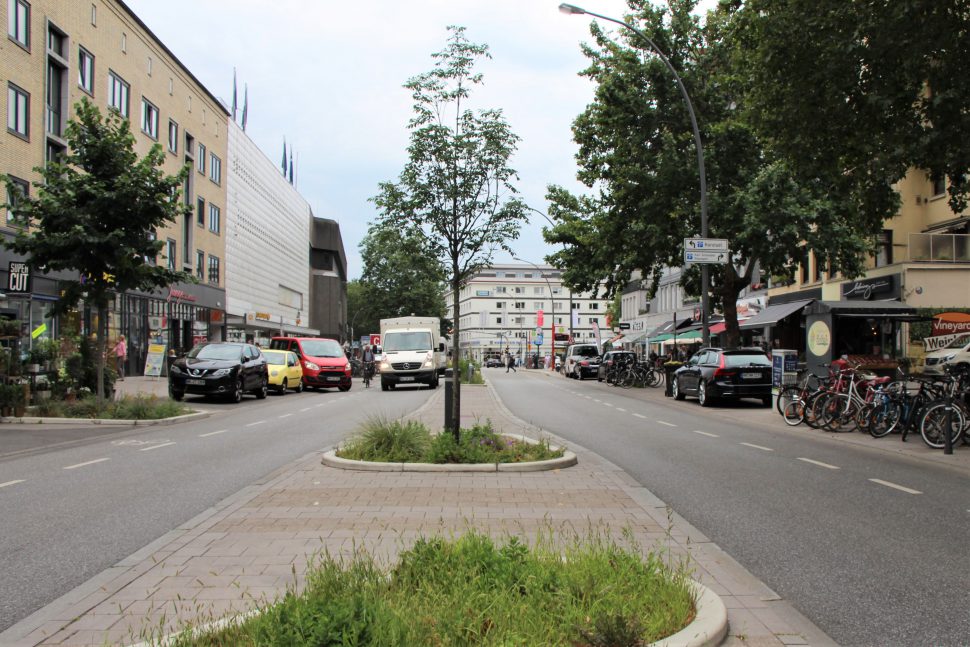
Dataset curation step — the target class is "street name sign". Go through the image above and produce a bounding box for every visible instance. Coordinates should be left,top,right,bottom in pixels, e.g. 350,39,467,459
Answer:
684,249,730,264
684,237,728,251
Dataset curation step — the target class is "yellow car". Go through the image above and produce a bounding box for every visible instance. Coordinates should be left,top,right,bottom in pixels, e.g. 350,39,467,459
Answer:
262,349,304,394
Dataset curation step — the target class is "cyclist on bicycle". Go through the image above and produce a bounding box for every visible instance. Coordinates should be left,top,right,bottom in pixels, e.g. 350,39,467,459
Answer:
362,344,376,388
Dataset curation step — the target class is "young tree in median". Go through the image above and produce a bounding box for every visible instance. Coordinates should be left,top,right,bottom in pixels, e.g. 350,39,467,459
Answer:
372,26,527,439
2,99,193,403
545,1,878,347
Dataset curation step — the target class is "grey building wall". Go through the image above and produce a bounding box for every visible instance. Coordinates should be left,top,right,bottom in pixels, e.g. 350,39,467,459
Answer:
308,217,348,340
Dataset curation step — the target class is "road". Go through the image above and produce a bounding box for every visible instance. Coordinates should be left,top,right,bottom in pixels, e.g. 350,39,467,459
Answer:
489,368,970,647
0,383,433,633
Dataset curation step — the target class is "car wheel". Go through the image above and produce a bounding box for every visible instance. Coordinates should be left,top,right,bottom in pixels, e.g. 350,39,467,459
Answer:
280,378,288,395
339,385,351,392
170,389,184,402
231,377,244,403
698,380,713,407
294,381,303,393
672,376,685,401
255,378,268,399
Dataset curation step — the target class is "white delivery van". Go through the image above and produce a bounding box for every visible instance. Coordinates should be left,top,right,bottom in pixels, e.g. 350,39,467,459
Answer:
922,333,970,375
379,317,446,390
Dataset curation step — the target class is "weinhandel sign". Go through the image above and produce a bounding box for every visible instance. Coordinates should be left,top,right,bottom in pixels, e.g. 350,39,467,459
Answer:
923,312,970,351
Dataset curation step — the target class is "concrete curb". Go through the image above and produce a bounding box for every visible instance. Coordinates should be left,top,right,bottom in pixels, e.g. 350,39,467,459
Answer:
0,411,210,426
653,580,728,647
320,447,578,472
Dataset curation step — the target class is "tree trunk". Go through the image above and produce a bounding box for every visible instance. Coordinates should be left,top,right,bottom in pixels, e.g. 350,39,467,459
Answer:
720,268,744,349
450,273,461,442
96,303,107,406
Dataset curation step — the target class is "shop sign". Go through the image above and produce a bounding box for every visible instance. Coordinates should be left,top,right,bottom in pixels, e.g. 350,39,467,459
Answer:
254,312,272,321
476,290,490,296
8,262,30,293
210,310,224,323
807,320,831,357
841,274,899,300
923,312,970,351
168,288,198,302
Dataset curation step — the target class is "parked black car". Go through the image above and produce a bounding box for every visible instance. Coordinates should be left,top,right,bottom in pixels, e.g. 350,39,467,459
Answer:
169,342,269,403
597,350,636,383
671,347,772,407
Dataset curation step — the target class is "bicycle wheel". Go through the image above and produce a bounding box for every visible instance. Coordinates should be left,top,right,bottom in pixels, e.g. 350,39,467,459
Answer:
782,399,806,426
868,399,902,438
648,369,664,388
821,394,860,432
776,385,800,415
919,402,966,449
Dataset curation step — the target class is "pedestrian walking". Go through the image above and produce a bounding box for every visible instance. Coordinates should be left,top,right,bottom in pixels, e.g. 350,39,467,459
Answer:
114,335,127,380
506,351,516,373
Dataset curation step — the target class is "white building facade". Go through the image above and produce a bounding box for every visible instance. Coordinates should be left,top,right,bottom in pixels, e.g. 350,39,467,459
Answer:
450,263,611,363
225,121,318,345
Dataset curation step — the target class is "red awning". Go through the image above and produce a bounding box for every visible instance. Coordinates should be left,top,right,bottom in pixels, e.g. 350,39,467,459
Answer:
709,322,727,335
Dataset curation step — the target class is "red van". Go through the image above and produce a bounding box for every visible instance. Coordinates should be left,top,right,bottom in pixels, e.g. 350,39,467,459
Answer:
269,336,351,391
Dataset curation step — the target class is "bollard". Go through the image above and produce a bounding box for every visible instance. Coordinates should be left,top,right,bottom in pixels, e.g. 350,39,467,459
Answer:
444,379,454,432
467,362,473,383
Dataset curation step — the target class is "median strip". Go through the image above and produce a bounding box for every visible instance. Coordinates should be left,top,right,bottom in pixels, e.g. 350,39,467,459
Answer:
63,458,110,470
869,478,922,495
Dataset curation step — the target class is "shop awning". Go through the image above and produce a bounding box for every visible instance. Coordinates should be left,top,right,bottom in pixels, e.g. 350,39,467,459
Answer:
621,330,648,343
709,322,727,335
651,333,673,342
804,300,917,318
660,330,702,345
739,299,813,330
606,334,625,344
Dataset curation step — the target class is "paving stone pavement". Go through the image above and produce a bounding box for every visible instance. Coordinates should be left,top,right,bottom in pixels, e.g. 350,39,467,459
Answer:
1,380,835,646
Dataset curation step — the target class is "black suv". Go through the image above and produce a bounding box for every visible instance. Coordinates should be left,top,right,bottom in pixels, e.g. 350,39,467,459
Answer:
671,347,772,407
169,342,269,403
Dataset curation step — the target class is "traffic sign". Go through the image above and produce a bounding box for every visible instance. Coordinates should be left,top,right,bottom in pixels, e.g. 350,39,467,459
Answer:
684,249,730,264
684,238,729,251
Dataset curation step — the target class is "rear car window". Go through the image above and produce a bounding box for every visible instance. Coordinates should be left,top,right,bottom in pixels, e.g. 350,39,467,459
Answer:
723,352,770,367
572,346,599,358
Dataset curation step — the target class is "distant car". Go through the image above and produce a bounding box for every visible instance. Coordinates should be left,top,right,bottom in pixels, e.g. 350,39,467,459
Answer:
269,336,352,391
169,342,268,403
563,343,601,380
671,347,772,407
262,349,304,394
597,350,636,383
485,357,503,368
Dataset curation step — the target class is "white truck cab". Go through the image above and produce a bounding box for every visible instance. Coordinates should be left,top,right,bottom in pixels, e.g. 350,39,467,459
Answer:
378,317,446,390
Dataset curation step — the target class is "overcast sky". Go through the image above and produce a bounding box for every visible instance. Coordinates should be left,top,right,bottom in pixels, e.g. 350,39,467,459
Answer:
124,0,712,279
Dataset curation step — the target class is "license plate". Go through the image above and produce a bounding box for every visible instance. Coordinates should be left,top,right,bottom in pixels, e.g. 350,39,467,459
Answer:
326,376,341,382
399,376,414,382
741,372,761,379
186,379,205,386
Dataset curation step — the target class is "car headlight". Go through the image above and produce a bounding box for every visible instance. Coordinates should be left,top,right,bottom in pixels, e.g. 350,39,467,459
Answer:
212,368,231,378
381,361,390,371
270,369,279,376
304,361,320,371
170,365,182,374
344,363,351,371
943,354,956,362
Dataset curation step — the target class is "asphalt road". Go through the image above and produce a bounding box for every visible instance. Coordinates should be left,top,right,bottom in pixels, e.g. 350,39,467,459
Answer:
0,382,433,633
488,368,970,647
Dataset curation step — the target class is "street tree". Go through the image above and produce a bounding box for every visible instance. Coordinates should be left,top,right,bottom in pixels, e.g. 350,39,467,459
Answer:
545,0,878,346
2,99,193,403
372,26,527,439
738,0,970,214
345,280,379,346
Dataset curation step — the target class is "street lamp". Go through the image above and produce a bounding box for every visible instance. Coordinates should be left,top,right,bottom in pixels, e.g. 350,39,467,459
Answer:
559,3,710,345
514,256,558,372
525,205,574,342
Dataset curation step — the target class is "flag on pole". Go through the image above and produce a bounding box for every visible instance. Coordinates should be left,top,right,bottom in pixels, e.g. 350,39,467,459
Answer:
281,139,287,175
231,68,238,122
241,84,248,131
288,149,294,184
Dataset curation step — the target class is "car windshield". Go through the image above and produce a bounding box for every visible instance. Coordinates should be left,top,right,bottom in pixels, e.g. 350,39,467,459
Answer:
943,334,970,350
189,344,242,361
384,331,432,352
724,352,771,367
573,346,599,358
262,350,288,365
300,340,344,358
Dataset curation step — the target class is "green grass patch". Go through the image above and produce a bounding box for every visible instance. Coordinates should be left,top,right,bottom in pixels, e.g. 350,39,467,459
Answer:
169,530,695,647
337,418,563,464
29,394,191,420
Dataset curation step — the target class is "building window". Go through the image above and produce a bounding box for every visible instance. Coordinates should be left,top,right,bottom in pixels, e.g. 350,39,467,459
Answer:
196,142,206,174
46,50,66,138
931,174,946,198
45,139,64,164
514,301,525,309
875,230,893,267
7,83,29,139
534,302,544,310
196,196,205,226
207,255,220,284
167,119,177,153
495,286,506,293
812,251,823,282
78,46,94,94
46,23,64,57
495,301,504,309
108,71,129,117
590,303,599,310
145,231,156,265
140,98,158,139
208,203,220,234
8,0,29,48
195,250,204,280
209,153,221,184
495,317,503,325
165,238,176,270
5,176,28,224
533,287,544,295
514,286,523,294
590,317,599,324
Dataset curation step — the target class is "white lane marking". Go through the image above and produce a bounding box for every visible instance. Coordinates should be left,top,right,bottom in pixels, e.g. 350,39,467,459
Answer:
797,457,840,470
299,407,312,412
603,402,613,407
740,442,774,452
245,420,266,427
633,413,646,419
656,420,677,427
692,430,719,438
278,413,293,419
64,457,110,470
199,429,229,437
616,408,627,412
869,478,922,495
593,399,602,403
0,480,25,488
140,442,176,452
314,403,326,408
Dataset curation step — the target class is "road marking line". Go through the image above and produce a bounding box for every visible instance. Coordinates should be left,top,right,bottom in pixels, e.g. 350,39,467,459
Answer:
616,408,627,412
797,457,840,470
278,413,293,418
64,458,110,470
633,413,646,419
300,407,312,412
0,480,25,488
869,478,922,495
656,420,677,427
140,442,176,452
199,429,228,437
740,442,774,452
314,403,326,408
693,430,719,438
593,399,602,403
603,402,613,407
245,421,266,427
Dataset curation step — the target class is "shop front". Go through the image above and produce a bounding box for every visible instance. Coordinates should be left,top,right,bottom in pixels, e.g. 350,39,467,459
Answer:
226,311,319,347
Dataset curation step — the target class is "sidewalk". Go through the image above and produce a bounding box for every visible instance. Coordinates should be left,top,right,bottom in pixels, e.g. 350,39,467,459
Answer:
1,381,833,647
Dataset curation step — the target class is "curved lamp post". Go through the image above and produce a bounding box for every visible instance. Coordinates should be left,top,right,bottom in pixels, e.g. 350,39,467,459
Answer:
558,3,710,345
514,256,558,371
525,205,575,342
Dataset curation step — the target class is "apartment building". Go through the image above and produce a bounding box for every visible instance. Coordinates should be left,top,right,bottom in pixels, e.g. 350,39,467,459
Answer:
449,262,611,363
1,0,229,374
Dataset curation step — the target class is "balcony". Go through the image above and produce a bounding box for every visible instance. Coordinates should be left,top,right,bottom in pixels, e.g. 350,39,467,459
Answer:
909,233,970,263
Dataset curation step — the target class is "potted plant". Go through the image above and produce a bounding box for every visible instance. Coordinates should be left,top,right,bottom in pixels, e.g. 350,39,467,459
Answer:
0,319,22,338
33,377,51,403
11,382,26,417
